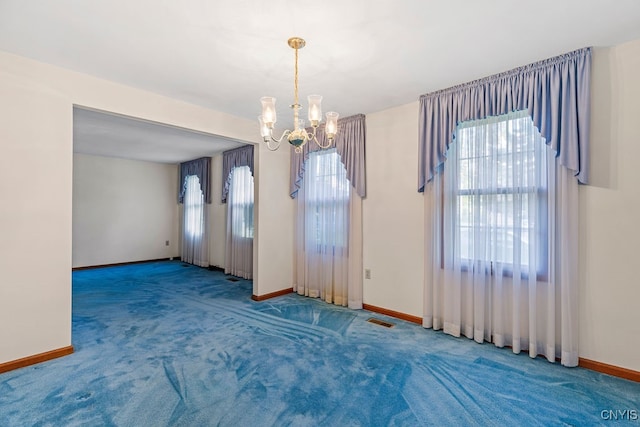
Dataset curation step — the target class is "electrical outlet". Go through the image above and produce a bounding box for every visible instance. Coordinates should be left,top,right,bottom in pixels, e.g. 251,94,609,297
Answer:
165,240,170,246
365,269,371,279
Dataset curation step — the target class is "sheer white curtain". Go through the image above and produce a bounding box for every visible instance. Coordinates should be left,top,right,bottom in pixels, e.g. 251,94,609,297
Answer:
424,111,579,366
225,166,254,279
294,149,363,308
182,175,209,267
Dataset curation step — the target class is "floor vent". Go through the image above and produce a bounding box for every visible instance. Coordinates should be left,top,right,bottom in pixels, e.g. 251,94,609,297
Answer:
226,277,240,282
367,318,395,328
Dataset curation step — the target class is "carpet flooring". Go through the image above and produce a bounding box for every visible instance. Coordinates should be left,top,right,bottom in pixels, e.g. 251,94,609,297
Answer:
0,260,638,426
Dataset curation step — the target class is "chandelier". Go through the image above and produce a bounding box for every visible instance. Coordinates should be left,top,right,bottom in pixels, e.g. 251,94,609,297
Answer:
258,37,339,153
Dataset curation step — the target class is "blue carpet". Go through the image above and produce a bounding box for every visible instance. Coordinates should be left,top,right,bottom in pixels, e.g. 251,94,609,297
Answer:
1,261,638,426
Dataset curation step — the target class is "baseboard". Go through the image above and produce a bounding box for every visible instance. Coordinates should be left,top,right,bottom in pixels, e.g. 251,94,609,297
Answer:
363,303,422,325
72,258,173,271
251,288,293,302
579,358,640,383
362,304,640,383
0,346,74,374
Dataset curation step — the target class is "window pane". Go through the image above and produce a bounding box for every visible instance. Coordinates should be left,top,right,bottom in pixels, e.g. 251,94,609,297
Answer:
451,111,548,276
305,150,350,250
184,175,204,238
230,166,254,239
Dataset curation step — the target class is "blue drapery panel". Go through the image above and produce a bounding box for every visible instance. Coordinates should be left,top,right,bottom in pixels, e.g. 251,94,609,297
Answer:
290,114,366,199
222,144,254,203
418,47,591,192
178,157,212,204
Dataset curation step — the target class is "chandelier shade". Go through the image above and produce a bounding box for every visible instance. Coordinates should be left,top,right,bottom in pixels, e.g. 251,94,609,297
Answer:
259,37,339,153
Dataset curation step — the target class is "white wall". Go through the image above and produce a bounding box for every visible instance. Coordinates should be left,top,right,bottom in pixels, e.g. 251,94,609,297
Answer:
252,141,295,296
72,153,179,268
0,50,265,364
579,40,640,371
363,102,424,316
0,71,72,364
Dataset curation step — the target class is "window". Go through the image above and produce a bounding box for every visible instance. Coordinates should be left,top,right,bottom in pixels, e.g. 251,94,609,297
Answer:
447,111,548,278
228,166,254,239
304,149,350,251
184,175,204,238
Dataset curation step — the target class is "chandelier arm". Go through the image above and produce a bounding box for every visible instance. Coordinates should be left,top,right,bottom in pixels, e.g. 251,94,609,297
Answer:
265,139,281,151
265,128,292,151
309,128,334,149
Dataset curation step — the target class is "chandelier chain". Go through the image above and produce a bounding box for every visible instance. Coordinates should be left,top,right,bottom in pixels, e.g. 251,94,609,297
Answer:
293,46,299,126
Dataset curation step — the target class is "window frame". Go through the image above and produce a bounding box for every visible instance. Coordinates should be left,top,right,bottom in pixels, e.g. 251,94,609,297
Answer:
229,166,254,239
184,174,205,239
445,113,549,281
305,149,350,254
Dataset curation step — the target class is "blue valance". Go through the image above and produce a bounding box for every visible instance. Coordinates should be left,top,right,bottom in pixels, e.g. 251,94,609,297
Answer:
178,157,211,204
290,114,366,199
222,144,254,203
418,47,591,192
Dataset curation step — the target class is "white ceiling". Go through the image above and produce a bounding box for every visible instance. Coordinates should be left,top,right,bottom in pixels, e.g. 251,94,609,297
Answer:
2,1,640,162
